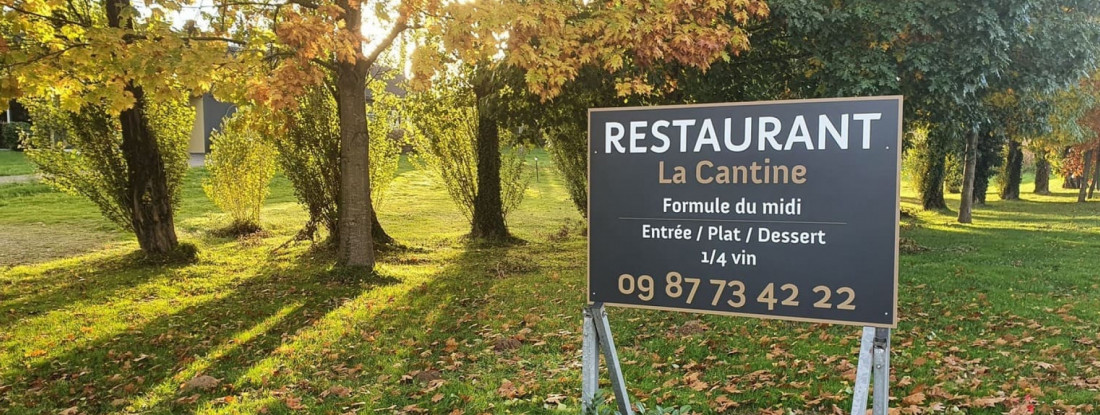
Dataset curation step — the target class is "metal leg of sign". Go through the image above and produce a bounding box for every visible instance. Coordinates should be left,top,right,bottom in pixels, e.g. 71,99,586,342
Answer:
581,304,634,415
850,327,876,415
871,328,892,415
850,327,891,415
582,307,600,413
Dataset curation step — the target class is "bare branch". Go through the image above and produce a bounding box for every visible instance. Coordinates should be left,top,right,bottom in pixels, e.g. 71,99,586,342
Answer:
184,36,248,46
364,16,408,67
311,57,337,71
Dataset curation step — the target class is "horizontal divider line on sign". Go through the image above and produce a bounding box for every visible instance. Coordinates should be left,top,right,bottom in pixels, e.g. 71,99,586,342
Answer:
617,216,848,226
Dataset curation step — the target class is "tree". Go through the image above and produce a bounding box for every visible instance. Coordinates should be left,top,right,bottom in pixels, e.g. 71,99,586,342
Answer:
468,66,510,240
732,0,1100,215
407,74,529,230
999,139,1023,200
974,129,1005,204
510,67,623,217
895,1,1100,218
1030,77,1100,191
978,91,1054,201
207,0,419,268
2,0,229,256
1034,149,1053,194
1078,147,1097,202
406,0,770,227
276,79,403,245
958,129,979,223
203,108,278,234
23,97,192,235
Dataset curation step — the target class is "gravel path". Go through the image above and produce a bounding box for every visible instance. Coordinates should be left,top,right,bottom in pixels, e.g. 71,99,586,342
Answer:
0,174,37,184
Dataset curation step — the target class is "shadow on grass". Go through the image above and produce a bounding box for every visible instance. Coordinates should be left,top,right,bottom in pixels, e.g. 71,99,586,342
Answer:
145,239,537,413
0,250,196,330
2,230,576,414
0,249,399,414
246,239,551,413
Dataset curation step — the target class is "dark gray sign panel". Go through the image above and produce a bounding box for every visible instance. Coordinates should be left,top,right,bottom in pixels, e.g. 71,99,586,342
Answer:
587,97,901,327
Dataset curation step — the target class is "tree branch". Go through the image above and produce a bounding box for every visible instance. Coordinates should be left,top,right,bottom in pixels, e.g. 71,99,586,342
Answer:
2,43,90,69
286,0,320,10
312,57,337,71
364,16,408,67
184,36,248,46
2,4,87,27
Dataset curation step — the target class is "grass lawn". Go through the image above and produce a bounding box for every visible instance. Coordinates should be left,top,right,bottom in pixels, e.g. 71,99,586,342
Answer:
1,151,1099,414
0,151,34,176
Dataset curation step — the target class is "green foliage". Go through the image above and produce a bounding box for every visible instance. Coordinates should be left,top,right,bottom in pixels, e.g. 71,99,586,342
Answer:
1030,78,1100,160
408,80,529,223
277,87,341,239
501,68,623,218
944,153,963,194
276,81,402,240
907,126,952,209
366,73,404,210
202,108,277,232
21,97,192,232
975,131,1007,203
1,121,30,150
151,98,193,208
544,122,588,215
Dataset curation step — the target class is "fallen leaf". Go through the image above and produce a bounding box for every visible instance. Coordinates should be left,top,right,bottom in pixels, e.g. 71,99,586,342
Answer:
284,396,305,410
321,385,351,399
497,379,525,399
715,395,738,411
901,391,926,406
183,375,220,391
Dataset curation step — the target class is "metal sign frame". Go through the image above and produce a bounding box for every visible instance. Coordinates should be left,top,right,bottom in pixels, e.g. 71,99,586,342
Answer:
581,309,893,415
581,303,634,415
581,97,903,414
585,96,903,327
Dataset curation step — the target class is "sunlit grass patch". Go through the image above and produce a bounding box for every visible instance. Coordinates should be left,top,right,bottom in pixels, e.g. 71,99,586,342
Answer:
0,151,1098,414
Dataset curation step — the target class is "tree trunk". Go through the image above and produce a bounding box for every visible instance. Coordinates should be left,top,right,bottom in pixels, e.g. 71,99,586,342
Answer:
999,139,1022,200
958,129,978,223
332,0,374,268
973,153,991,205
470,76,509,240
106,0,179,255
972,130,1003,205
1090,152,1100,199
1078,150,1094,203
1034,153,1050,195
918,131,949,210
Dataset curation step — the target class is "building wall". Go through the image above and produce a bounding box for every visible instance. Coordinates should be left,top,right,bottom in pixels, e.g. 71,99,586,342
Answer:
188,97,205,154
188,94,237,154
201,95,236,152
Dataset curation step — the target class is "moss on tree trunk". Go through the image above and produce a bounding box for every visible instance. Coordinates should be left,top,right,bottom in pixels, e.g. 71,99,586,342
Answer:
470,87,509,240
917,130,949,210
1034,154,1051,195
